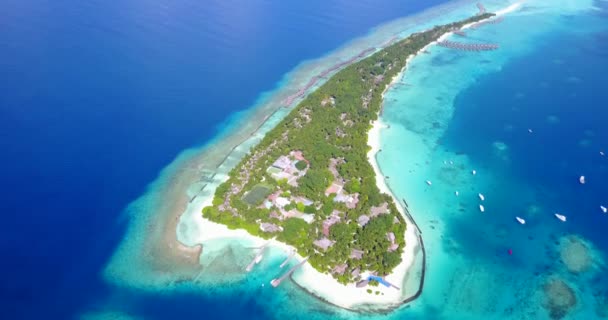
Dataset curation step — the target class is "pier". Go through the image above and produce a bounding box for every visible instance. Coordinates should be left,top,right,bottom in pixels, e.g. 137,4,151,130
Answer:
246,242,270,272
477,2,487,14
437,40,499,51
279,250,296,268
271,257,308,287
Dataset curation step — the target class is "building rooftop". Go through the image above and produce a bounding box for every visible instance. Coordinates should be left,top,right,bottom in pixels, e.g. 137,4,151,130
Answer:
370,202,389,217
260,222,282,233
350,248,364,260
358,215,370,227
313,237,335,251
272,155,292,170
332,263,348,275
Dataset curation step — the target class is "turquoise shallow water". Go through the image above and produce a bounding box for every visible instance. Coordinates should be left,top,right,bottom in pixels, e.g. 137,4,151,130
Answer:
87,0,608,319
378,0,608,318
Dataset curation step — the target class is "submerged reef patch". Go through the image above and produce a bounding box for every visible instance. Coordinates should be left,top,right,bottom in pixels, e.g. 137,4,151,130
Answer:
542,278,577,320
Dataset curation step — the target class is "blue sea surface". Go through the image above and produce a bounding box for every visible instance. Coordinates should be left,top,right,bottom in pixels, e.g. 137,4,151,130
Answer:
376,2,608,318
0,0,453,318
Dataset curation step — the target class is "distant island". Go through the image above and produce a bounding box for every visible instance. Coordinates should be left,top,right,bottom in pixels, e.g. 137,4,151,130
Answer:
203,12,494,285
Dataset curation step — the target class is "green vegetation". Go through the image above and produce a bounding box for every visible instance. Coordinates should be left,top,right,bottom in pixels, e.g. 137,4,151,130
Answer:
203,13,494,283
295,160,308,171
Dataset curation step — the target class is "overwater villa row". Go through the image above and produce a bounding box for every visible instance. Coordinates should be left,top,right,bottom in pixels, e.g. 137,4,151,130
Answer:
437,40,499,51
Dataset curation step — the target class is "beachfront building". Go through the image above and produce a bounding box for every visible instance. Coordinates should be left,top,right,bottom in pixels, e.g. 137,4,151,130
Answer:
260,222,283,233
332,263,348,275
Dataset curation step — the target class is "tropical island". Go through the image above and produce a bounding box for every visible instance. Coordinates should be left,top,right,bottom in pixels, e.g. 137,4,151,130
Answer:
202,12,494,287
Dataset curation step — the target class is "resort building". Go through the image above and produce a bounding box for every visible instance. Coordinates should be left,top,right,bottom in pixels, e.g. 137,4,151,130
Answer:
332,263,348,275
350,248,364,260
322,210,342,236
260,222,283,233
358,215,370,227
313,237,335,251
387,232,399,252
370,202,389,217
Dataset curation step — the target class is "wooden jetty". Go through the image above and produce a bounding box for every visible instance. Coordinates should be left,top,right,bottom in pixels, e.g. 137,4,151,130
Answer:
477,2,487,14
271,257,308,287
246,242,269,272
437,40,499,51
279,250,296,268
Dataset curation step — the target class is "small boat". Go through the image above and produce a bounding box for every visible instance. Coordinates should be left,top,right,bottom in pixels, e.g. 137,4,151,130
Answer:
528,128,533,133
455,191,459,197
600,151,605,156
579,176,586,184
554,213,567,222
472,170,477,175
479,204,485,213
516,216,526,224
478,193,485,201
255,255,263,264
426,180,432,186
601,206,607,213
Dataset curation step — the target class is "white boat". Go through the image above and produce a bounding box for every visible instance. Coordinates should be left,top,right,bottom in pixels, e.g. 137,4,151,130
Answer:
516,216,526,224
255,254,263,264
479,204,485,213
601,206,607,213
554,213,567,222
601,151,605,156
528,128,533,133
426,180,432,186
579,175,586,184
455,191,459,197
478,193,485,201
472,170,477,175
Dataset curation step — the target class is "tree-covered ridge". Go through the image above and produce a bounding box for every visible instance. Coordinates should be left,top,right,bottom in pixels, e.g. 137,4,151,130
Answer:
203,13,494,284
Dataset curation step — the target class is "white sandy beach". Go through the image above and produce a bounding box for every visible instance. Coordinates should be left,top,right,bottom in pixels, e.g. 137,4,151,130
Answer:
176,3,522,311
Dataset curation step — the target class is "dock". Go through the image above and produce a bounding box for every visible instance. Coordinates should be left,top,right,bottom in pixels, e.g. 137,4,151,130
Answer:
271,257,308,287
245,242,269,272
279,250,296,268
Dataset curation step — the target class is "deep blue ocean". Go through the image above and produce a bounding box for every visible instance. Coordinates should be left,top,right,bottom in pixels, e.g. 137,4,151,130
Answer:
446,24,608,250
0,0,452,318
